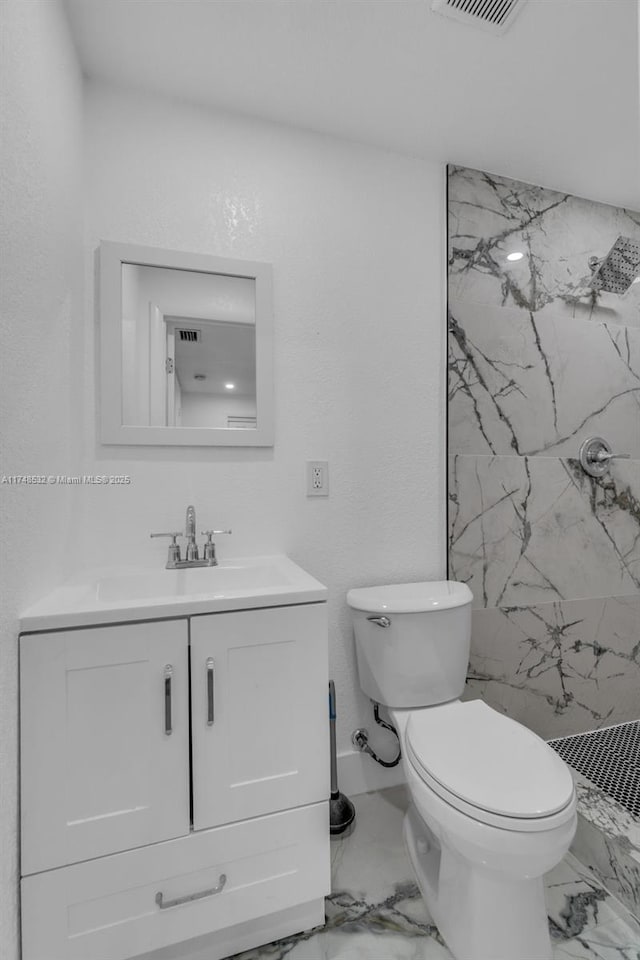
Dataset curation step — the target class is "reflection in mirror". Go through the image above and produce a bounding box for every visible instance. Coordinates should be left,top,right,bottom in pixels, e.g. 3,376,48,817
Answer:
121,264,257,429
99,242,273,446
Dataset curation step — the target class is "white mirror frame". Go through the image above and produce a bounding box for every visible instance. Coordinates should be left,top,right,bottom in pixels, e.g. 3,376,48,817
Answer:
99,241,274,446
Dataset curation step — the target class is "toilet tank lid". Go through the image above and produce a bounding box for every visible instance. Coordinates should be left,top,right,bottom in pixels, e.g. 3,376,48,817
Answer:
347,581,473,613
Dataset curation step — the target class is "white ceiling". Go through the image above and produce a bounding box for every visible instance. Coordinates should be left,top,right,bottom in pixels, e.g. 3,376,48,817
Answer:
174,320,256,397
65,0,640,210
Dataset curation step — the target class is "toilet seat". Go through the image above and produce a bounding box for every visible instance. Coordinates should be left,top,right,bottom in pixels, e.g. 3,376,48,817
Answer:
405,700,575,832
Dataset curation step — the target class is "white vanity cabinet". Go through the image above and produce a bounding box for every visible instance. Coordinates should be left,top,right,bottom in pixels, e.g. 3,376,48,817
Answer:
20,569,330,960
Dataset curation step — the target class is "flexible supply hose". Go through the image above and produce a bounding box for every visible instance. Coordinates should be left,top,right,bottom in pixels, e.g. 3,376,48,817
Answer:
352,701,401,768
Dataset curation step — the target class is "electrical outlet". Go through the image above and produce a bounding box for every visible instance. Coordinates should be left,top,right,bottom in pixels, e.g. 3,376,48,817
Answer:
306,460,329,497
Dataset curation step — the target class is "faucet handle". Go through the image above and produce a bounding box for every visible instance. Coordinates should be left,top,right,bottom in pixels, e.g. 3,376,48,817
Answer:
201,530,232,565
150,532,182,565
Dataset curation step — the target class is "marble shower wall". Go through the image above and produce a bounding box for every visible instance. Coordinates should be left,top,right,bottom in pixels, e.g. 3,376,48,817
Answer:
447,166,640,738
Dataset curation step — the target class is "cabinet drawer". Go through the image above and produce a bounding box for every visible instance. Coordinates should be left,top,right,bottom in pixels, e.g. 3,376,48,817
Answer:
21,802,330,960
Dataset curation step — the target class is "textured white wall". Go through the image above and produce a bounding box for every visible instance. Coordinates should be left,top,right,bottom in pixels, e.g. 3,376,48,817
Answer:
0,45,446,957
0,2,84,956
82,84,446,757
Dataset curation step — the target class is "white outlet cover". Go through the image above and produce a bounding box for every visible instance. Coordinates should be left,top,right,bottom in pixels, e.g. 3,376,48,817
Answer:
306,460,329,497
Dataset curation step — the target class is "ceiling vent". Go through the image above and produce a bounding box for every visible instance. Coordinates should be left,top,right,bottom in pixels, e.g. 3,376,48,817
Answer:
431,0,526,35
178,328,200,343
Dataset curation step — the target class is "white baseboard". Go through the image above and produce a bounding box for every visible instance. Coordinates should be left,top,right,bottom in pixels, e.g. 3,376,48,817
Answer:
336,748,406,797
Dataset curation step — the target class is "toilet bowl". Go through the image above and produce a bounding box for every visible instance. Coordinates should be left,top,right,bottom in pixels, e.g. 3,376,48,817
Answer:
394,701,576,960
347,581,578,960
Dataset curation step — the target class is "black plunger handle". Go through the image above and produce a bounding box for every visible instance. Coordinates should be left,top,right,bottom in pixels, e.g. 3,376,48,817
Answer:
329,679,338,797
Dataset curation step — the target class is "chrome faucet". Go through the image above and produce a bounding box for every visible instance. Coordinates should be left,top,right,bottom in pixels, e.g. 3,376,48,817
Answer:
185,505,198,561
150,505,231,568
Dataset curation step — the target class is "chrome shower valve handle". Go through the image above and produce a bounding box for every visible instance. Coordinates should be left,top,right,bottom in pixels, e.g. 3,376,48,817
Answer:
579,437,630,478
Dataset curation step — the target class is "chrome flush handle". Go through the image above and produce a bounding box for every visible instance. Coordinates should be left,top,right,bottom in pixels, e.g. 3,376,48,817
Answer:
367,616,391,628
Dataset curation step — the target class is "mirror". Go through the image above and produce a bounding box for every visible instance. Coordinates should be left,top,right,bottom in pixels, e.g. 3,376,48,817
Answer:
99,242,273,445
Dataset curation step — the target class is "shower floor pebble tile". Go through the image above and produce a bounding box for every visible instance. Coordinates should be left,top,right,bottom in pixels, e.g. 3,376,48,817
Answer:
228,788,640,960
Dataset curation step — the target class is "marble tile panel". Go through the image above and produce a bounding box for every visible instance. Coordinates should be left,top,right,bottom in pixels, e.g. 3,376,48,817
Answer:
464,595,640,739
448,299,640,459
572,773,640,921
448,166,640,327
449,455,640,607
546,854,635,940
574,777,640,860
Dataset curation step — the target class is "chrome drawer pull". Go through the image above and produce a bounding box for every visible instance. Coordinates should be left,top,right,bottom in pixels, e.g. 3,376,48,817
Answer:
164,664,173,735
206,657,215,725
155,874,227,910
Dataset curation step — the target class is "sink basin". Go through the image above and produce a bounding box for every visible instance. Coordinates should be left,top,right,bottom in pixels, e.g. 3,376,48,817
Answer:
96,561,291,603
20,556,327,631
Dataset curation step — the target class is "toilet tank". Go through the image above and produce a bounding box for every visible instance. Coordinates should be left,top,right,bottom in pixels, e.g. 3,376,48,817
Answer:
347,581,473,709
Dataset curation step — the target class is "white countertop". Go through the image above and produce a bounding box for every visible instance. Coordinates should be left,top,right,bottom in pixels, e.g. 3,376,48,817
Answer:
19,555,327,632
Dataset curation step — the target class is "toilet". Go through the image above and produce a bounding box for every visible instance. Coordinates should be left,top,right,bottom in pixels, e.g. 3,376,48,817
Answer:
347,581,577,960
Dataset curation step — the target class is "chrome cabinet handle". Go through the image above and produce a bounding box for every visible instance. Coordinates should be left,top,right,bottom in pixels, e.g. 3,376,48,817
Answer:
206,658,215,725
164,664,173,735
367,616,391,628
155,874,227,909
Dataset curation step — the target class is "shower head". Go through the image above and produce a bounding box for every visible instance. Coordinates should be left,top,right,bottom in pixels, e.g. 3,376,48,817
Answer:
588,235,640,295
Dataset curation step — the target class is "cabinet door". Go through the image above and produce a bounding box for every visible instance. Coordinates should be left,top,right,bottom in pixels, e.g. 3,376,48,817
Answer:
191,603,329,831
21,619,190,875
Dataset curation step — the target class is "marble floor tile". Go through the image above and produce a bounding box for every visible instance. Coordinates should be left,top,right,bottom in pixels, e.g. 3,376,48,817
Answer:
226,929,328,960
321,928,453,960
329,788,417,901
229,788,639,960
552,915,640,960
